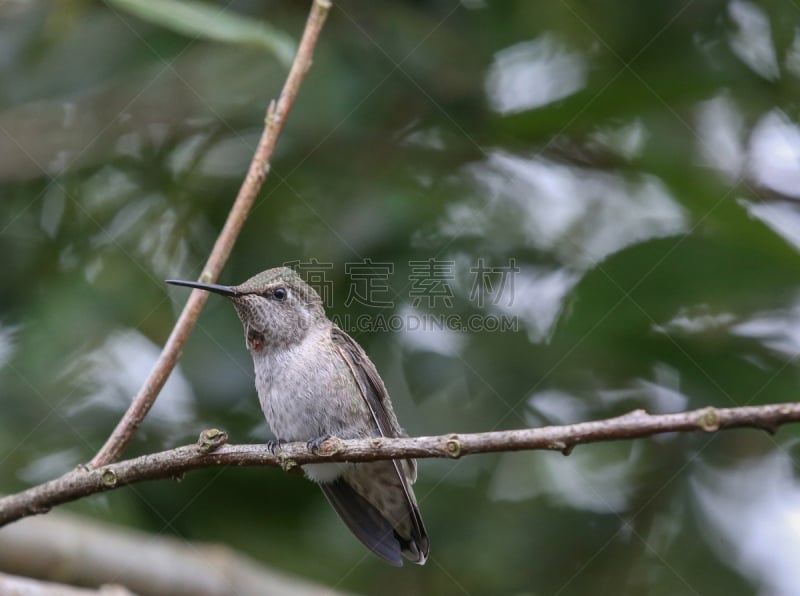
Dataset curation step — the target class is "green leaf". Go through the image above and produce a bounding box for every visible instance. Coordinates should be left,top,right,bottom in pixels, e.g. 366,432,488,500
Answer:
106,0,296,67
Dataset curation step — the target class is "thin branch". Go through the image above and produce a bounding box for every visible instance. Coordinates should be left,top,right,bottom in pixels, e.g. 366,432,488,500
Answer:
5,402,800,528
90,0,333,468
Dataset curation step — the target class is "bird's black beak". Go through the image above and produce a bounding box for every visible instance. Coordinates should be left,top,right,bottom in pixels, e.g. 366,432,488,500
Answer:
166,279,241,297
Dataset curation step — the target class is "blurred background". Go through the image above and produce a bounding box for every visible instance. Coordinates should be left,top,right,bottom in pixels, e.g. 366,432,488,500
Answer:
2,0,800,594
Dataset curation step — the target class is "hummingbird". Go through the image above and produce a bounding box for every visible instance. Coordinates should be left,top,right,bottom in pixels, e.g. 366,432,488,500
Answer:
167,267,429,565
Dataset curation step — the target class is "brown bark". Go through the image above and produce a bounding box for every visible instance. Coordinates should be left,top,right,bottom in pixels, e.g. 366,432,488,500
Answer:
3,403,798,528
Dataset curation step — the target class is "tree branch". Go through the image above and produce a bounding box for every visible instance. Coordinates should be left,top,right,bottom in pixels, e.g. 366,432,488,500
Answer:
4,402,799,528
90,0,333,469
0,511,345,596
0,573,133,596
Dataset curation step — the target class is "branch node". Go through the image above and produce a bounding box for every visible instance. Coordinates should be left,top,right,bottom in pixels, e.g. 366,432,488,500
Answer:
445,436,462,459
319,437,344,456
200,271,213,283
758,422,780,435
100,469,118,488
618,409,647,421
197,428,229,454
278,453,298,473
560,443,574,456
698,407,720,432
264,99,277,127
26,503,51,515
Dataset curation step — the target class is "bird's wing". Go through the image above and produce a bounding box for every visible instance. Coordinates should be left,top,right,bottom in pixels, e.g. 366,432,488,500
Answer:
330,326,401,437
330,326,429,563
331,325,417,479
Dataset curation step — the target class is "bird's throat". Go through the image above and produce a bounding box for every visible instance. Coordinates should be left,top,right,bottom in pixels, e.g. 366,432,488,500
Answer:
247,326,265,352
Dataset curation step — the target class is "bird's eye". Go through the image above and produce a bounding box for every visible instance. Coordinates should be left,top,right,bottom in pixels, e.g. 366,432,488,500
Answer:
272,287,288,301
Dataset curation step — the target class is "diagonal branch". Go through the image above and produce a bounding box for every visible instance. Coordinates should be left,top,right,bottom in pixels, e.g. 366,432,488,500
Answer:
5,401,799,527
90,0,333,468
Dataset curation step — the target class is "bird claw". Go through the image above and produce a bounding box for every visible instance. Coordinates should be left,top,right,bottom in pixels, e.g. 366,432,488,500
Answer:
306,434,332,455
267,438,287,455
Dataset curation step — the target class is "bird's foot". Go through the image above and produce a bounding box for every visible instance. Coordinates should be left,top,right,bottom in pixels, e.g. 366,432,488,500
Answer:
306,434,333,455
267,438,287,455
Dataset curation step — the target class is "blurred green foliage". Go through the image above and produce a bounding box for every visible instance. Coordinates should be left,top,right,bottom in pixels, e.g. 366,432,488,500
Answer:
2,0,800,594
